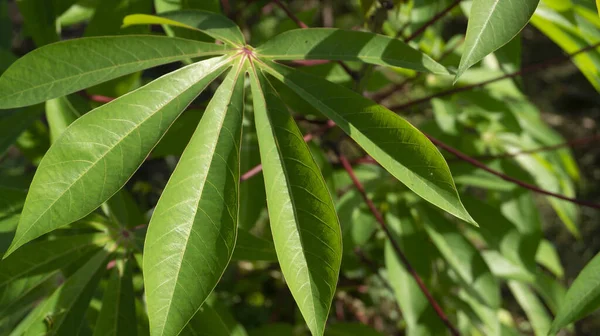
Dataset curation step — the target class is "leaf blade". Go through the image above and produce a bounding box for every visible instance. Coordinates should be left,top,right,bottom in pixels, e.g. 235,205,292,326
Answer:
250,67,342,336
457,0,540,79
256,28,449,75
5,56,231,256
123,10,245,47
263,61,476,226
144,60,245,336
549,252,600,334
93,258,137,336
0,36,231,109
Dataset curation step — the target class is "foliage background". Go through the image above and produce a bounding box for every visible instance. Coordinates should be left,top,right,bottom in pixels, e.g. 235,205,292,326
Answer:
1,0,600,335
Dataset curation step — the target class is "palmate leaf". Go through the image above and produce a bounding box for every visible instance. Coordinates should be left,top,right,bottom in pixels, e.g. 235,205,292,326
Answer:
261,61,476,226
4,56,231,257
457,0,540,79
255,28,450,75
250,67,342,336
144,60,245,336
123,10,245,47
93,259,137,336
0,36,231,109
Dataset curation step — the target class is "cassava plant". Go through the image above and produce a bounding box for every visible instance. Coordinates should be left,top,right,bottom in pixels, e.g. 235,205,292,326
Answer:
1,0,600,336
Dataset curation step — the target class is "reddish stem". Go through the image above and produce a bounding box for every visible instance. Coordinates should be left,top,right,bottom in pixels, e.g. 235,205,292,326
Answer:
272,0,308,28
403,0,462,43
426,134,600,209
338,154,460,336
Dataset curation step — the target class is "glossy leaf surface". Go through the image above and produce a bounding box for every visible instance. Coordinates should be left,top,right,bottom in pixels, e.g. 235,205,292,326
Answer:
256,28,449,75
457,0,540,79
264,62,476,226
250,68,342,336
0,36,230,109
144,61,244,336
5,56,230,256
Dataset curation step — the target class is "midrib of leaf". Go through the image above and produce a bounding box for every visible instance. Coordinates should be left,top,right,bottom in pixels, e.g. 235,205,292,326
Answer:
259,61,466,220
156,59,244,336
1,38,232,102
7,57,231,255
460,0,501,71
250,65,321,333
0,236,107,286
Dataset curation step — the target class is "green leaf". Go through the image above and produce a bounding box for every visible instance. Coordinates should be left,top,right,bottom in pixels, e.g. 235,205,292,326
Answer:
549,252,600,334
463,196,535,272
0,106,44,157
324,323,383,336
456,0,540,79
185,297,248,336
535,240,564,278
238,128,266,230
232,228,277,262
123,10,246,47
263,61,476,226
102,189,146,229
0,36,231,109
508,281,551,336
151,109,205,158
5,56,231,257
0,234,109,289
155,0,222,13
420,207,500,308
384,211,446,335
9,248,111,336
16,0,60,46
256,28,450,75
93,259,137,336
144,60,244,336
250,68,342,336
46,94,89,143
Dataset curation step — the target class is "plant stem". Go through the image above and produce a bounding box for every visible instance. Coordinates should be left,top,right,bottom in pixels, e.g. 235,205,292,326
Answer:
338,153,461,336
403,0,462,43
426,134,600,209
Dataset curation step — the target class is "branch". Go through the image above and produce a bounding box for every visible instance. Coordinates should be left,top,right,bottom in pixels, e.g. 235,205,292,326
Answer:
272,0,308,28
403,0,462,43
448,134,600,162
338,153,460,336
426,134,600,210
389,42,600,111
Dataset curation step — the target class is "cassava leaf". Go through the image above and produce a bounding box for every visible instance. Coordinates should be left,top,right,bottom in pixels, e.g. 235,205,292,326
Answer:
4,56,231,257
232,229,277,262
457,0,540,79
262,61,477,226
256,28,450,75
250,67,342,336
0,36,231,109
93,259,137,336
144,60,245,336
123,10,245,47
549,252,600,334
420,207,500,309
